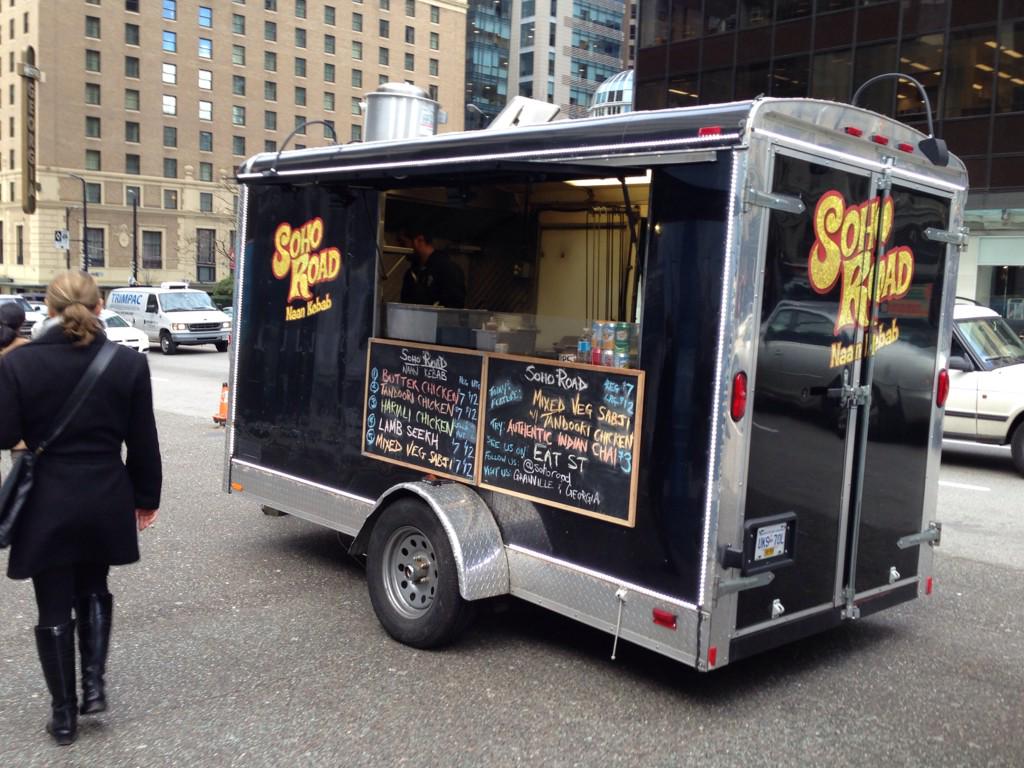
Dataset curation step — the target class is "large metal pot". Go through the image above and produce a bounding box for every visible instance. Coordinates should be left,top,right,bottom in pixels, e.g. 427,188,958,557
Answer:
363,83,443,142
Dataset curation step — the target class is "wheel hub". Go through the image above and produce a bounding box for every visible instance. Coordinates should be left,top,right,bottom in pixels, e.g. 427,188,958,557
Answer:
382,526,437,618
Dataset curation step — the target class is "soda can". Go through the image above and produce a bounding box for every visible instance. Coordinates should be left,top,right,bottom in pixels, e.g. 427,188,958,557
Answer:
614,322,630,353
602,322,616,348
592,346,602,366
613,351,630,368
601,348,615,367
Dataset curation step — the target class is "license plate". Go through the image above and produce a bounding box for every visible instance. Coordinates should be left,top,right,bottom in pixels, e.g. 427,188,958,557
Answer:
754,522,788,561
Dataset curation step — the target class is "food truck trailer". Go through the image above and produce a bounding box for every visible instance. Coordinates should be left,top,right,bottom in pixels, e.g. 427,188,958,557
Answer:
224,97,968,670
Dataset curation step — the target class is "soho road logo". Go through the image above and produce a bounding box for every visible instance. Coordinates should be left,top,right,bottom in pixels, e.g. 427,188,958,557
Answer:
271,216,342,321
806,190,916,368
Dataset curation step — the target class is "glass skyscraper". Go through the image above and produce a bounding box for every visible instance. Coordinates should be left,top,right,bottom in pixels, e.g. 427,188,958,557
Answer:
466,0,512,128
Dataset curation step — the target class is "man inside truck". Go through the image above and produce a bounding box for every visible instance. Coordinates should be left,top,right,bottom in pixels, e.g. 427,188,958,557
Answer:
398,227,467,309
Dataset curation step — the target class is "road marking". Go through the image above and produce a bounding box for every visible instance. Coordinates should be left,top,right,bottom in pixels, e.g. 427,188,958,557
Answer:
752,421,779,433
150,377,169,382
938,480,990,492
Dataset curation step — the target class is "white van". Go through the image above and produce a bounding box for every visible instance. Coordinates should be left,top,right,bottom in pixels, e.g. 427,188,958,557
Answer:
107,282,231,355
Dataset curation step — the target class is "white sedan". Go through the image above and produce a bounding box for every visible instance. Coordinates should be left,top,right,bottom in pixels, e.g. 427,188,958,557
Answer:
100,309,149,353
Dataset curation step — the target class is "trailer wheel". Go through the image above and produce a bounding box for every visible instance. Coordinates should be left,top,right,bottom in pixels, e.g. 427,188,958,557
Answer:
159,331,177,355
1011,423,1024,477
366,499,472,649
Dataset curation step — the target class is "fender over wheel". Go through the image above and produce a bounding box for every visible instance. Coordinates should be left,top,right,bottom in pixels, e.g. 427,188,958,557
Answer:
366,498,474,649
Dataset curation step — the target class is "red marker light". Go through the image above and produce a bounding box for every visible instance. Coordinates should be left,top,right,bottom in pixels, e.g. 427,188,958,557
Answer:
897,142,915,153
708,646,718,667
936,369,950,408
731,371,748,422
871,134,890,146
844,126,864,137
698,126,722,137
652,608,678,630
926,577,934,595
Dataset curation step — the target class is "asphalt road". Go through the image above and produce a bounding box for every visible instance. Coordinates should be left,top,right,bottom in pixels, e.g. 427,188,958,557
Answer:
0,350,1022,767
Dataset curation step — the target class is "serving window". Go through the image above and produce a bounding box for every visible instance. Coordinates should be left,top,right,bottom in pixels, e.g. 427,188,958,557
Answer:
376,170,651,369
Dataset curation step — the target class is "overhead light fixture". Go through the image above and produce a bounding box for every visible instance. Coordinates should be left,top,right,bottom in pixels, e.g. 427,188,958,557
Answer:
1005,48,1024,59
565,170,652,188
976,63,994,72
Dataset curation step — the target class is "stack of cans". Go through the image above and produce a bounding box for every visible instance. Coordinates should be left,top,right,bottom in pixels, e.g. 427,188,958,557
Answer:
584,321,635,368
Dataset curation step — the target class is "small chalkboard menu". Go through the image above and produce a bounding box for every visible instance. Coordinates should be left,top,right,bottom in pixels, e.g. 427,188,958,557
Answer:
363,339,484,482
479,356,644,527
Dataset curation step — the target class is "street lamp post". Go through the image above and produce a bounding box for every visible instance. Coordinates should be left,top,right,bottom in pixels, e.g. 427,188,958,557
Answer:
68,173,89,272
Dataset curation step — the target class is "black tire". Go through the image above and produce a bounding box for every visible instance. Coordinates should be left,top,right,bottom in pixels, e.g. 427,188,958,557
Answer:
366,498,473,649
1011,423,1024,478
215,341,229,352
159,331,177,355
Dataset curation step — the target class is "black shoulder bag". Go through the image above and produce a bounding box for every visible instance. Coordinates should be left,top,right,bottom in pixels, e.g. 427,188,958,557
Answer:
0,342,117,548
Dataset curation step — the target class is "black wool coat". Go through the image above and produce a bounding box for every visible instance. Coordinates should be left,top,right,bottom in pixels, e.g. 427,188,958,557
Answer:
0,327,162,580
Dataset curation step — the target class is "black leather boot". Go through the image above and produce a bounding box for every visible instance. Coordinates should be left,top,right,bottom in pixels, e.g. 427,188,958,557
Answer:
34,622,78,746
75,593,112,715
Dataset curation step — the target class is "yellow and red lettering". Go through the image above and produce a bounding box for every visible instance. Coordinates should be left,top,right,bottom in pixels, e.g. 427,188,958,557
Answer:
270,217,342,302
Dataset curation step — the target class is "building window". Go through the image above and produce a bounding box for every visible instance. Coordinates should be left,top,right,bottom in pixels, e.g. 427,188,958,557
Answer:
406,0,415,17
232,135,246,155
323,120,335,140
265,20,277,40
163,0,177,21
379,47,389,65
233,75,246,95
352,40,363,60
325,34,336,54
125,121,140,142
352,69,363,88
199,130,213,151
199,162,213,182
85,50,101,72
126,0,140,12
85,116,101,138
295,57,307,76
85,149,102,170
324,63,336,82
265,0,277,10
162,62,177,84
296,0,307,18
125,23,140,45
85,228,105,268
294,116,307,134
126,154,141,175
353,12,363,31
295,86,307,105
199,100,213,120
232,105,246,126
429,58,438,76
163,94,177,115
351,96,362,114
405,52,414,71
232,14,245,34
265,50,277,70
380,19,390,37
126,186,142,207
265,80,278,100
196,229,216,282
163,158,177,178
124,87,139,109
163,189,178,210
430,31,438,50
198,69,213,89
428,83,438,100
142,231,162,269
85,16,101,38
198,6,212,28
265,139,277,152
125,56,140,78
379,73,389,85
162,31,176,52
85,83,101,105
325,5,336,25
163,126,177,147
324,91,336,110
198,38,212,58
405,26,415,44
295,28,307,47
233,44,246,65
265,110,278,129
85,183,102,204
352,124,362,141
14,226,22,265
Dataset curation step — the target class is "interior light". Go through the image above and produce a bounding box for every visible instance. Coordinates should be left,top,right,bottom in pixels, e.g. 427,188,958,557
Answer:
911,62,930,71
1005,48,1024,59
975,63,994,72
985,40,999,49
972,83,984,90
1012,78,1024,85
998,71,1012,79
565,170,651,188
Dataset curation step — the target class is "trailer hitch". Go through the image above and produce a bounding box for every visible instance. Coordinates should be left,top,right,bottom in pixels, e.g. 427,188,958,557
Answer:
897,521,942,550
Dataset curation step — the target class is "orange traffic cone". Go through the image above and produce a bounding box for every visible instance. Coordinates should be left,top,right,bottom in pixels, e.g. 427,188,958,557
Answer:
213,382,229,426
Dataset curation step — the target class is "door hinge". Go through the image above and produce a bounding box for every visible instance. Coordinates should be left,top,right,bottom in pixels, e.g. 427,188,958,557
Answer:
827,368,871,408
924,226,969,250
897,521,942,549
744,187,806,215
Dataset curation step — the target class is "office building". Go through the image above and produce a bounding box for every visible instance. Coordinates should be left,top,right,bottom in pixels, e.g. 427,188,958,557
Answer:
0,0,467,293
465,0,511,128
634,0,1024,317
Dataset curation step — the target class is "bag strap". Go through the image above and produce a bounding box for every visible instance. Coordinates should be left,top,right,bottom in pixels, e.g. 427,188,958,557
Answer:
35,341,118,456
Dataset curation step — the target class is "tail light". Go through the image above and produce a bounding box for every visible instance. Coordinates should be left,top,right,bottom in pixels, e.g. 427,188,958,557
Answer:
936,368,950,407
731,371,748,422
698,125,722,137
870,134,890,146
844,126,864,137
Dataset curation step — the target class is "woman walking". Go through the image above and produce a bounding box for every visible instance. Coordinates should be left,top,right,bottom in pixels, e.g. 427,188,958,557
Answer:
0,301,30,481
0,271,161,746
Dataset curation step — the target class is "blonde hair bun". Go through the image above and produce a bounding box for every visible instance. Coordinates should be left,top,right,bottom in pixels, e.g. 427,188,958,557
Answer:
46,271,102,347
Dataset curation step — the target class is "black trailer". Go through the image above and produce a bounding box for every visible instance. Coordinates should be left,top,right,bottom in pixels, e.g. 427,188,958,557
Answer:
225,98,967,669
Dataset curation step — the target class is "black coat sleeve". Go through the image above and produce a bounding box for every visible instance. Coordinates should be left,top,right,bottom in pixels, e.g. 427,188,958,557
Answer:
124,356,162,509
0,357,22,449
434,259,467,309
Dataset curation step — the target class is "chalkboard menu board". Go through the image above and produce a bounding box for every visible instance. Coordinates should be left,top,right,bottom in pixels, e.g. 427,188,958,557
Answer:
479,356,644,527
363,339,484,482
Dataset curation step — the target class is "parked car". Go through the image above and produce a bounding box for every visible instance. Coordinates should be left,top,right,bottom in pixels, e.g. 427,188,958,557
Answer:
945,303,1024,475
100,309,149,353
0,295,46,338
